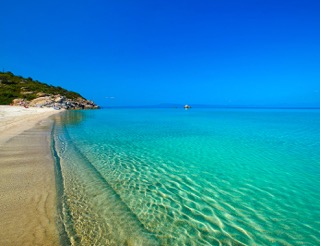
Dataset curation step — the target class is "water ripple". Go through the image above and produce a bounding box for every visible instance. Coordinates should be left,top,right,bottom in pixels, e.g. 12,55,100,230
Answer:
55,109,320,245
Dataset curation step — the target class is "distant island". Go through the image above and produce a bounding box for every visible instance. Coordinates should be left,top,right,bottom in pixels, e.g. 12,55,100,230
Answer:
0,71,99,109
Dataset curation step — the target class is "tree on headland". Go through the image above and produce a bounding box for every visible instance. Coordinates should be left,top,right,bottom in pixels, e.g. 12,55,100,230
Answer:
0,71,86,105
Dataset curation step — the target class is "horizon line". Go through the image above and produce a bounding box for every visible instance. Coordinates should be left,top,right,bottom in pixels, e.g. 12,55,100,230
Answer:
100,105,320,110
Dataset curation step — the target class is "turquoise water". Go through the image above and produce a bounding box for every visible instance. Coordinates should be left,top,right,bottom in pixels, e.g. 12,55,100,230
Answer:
52,108,320,245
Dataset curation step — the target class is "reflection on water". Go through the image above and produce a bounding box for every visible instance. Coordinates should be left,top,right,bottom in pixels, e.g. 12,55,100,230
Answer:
53,110,89,127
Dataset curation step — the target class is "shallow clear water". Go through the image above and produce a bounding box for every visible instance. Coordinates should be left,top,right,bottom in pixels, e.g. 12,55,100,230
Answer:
53,108,320,245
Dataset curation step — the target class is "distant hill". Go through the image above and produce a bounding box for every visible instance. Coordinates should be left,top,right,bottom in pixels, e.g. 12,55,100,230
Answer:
0,71,99,109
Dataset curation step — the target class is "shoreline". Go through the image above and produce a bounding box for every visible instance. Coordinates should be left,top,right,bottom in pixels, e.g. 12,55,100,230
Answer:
0,106,63,245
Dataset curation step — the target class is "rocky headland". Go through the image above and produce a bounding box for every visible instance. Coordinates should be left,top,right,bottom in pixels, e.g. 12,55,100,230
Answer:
0,71,99,110
12,94,99,110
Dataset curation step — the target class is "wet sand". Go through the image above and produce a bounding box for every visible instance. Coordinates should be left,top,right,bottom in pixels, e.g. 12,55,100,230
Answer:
0,106,62,245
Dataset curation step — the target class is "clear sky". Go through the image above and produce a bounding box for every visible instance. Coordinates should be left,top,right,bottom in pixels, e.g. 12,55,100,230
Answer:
1,0,320,107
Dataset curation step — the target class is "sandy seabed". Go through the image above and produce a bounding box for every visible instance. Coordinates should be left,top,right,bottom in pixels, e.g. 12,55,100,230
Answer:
0,106,62,245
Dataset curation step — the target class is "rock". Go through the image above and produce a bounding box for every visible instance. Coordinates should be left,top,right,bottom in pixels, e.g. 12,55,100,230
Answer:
54,96,65,103
29,96,52,107
36,92,47,97
12,98,25,106
11,94,99,110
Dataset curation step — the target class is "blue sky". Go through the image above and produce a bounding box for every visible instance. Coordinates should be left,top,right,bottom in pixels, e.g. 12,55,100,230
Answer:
1,0,320,107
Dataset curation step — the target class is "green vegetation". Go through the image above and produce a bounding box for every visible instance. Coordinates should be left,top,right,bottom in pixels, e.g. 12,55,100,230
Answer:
0,71,83,105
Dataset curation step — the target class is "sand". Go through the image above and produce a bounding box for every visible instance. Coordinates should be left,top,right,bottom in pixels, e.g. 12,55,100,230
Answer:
0,106,63,245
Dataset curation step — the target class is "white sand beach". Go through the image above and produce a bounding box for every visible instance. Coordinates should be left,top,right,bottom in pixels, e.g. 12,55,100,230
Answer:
0,106,62,145
0,106,62,245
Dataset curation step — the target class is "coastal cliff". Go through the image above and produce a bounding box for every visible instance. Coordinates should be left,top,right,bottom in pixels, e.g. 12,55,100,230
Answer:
0,72,99,109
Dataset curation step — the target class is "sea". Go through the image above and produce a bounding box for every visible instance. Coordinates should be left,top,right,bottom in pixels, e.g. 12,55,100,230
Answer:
51,108,320,246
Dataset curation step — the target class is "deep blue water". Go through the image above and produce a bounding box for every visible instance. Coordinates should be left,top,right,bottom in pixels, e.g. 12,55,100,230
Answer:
53,108,320,245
